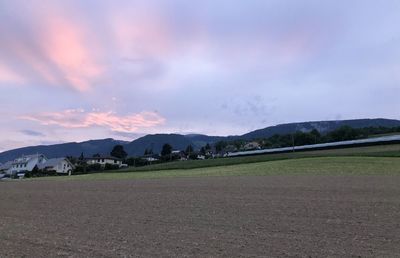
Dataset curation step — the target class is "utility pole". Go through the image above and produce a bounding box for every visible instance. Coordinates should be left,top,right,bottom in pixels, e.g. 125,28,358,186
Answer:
292,134,295,152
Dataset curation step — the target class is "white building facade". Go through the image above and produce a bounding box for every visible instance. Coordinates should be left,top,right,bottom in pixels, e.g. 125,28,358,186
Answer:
86,156,122,167
9,154,47,174
38,158,75,175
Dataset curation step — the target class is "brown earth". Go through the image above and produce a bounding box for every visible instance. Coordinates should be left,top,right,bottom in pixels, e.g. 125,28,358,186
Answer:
1,176,400,257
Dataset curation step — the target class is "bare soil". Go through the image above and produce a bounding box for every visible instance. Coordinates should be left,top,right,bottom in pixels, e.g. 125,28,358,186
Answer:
1,176,400,257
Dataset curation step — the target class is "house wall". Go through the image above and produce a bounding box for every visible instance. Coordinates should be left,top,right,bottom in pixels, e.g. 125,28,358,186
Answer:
10,156,47,173
53,160,73,174
88,159,122,166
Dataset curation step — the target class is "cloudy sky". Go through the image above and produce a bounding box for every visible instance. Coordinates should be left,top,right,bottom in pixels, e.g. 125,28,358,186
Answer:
0,0,399,151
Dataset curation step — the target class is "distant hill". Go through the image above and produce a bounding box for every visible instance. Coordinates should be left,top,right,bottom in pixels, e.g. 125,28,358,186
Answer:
0,139,128,163
123,134,227,156
0,118,399,163
124,134,193,156
240,118,400,140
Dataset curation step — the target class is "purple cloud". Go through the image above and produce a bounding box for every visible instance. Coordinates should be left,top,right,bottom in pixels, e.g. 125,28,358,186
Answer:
0,0,399,151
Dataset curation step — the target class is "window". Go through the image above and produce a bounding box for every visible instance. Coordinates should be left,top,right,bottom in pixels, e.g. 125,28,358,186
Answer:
102,159,105,162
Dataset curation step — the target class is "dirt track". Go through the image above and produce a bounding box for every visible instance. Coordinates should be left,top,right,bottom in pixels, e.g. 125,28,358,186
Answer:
1,176,400,257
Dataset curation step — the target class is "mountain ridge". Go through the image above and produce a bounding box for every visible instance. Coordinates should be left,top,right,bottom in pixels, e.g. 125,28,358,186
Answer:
1,118,399,163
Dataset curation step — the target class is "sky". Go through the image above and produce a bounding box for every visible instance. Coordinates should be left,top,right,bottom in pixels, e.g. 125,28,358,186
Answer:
0,0,399,151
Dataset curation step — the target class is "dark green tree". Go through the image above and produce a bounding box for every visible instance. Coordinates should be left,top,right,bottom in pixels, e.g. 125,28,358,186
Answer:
233,140,245,149
161,143,172,156
185,145,194,155
111,145,127,159
215,141,228,152
79,152,85,161
310,129,321,144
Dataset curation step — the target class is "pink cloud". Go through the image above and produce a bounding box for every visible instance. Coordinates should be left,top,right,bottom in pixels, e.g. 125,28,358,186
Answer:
0,63,25,84
38,15,103,92
19,109,165,133
0,3,103,92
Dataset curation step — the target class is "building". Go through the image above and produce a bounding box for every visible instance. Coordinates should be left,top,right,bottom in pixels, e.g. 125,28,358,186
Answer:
86,156,123,167
0,161,13,174
243,142,261,151
171,151,188,161
9,154,47,174
197,154,206,160
38,158,75,175
142,154,160,162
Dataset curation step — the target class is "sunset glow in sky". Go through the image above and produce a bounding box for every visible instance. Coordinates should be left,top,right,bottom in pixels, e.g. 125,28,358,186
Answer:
0,0,399,151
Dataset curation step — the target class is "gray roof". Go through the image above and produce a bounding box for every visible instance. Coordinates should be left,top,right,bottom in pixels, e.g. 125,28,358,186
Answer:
13,154,46,165
0,161,13,170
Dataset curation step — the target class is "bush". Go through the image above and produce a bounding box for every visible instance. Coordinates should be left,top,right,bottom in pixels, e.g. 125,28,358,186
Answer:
104,164,120,170
87,164,102,172
74,164,102,174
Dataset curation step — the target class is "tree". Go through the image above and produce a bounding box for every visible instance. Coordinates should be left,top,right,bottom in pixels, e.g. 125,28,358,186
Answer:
215,141,228,152
328,126,359,142
66,156,77,165
161,143,172,156
79,152,85,161
30,165,39,177
205,143,211,150
185,145,194,155
111,145,127,159
200,147,206,155
310,129,321,144
233,140,244,149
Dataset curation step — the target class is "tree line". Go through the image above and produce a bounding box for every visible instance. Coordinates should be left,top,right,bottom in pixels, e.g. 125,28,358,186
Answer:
70,125,400,171
213,125,400,150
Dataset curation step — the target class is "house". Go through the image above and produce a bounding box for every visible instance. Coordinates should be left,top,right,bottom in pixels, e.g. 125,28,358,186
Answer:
38,158,75,175
142,154,160,162
197,154,206,160
0,161,13,174
86,156,123,167
243,142,261,151
9,154,47,174
171,150,188,161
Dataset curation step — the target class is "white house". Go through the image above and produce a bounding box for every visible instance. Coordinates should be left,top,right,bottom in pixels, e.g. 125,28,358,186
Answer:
243,142,261,151
86,156,123,167
38,158,75,175
197,154,206,160
9,154,47,174
0,161,13,174
170,150,187,161
143,156,159,162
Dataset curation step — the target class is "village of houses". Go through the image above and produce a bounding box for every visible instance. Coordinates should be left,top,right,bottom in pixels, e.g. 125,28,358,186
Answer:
0,141,262,179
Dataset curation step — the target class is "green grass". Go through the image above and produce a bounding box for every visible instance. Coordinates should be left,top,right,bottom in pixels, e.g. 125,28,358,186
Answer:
118,143,400,173
39,156,400,181
27,144,400,182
